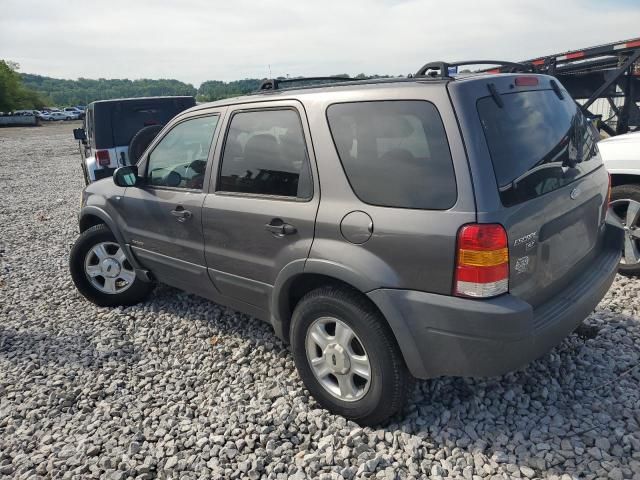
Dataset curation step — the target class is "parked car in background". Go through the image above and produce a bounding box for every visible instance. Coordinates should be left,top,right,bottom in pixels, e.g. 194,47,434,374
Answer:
72,96,196,184
48,111,74,121
34,110,51,121
599,131,640,275
69,72,623,425
12,110,39,117
64,107,84,120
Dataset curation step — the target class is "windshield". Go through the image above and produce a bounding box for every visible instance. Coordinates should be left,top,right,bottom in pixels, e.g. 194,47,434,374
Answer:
477,89,601,206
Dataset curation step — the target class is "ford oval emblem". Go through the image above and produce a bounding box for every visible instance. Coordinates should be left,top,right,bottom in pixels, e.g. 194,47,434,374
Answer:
570,187,580,200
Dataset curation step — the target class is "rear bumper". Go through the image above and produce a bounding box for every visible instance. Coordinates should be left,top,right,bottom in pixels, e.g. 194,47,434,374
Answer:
368,223,623,379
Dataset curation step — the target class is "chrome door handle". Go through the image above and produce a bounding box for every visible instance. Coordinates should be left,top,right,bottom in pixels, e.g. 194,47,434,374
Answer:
171,207,192,222
265,219,297,236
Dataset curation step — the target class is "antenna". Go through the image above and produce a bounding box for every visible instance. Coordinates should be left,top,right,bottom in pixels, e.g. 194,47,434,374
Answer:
268,64,272,77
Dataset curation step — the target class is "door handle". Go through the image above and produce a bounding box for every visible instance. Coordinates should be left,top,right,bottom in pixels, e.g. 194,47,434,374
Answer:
265,218,297,236
171,206,192,222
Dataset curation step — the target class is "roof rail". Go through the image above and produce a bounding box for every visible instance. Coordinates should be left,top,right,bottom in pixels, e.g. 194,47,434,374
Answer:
258,76,360,91
415,60,534,78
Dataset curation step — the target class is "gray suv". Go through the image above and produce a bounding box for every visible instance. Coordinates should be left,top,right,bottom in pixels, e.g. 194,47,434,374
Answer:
70,69,623,425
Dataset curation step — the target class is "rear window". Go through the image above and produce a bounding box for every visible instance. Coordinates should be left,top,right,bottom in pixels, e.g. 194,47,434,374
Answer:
477,89,601,206
327,101,457,209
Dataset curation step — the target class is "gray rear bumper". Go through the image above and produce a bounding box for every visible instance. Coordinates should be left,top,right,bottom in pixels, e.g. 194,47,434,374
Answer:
369,223,623,379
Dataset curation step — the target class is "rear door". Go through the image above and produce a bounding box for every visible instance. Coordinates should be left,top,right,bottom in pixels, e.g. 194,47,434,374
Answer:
450,76,608,307
202,101,319,311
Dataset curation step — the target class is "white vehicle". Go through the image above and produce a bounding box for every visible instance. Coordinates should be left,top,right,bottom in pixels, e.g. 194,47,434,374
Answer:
599,131,640,275
12,109,37,116
48,111,75,121
34,110,51,121
63,107,83,119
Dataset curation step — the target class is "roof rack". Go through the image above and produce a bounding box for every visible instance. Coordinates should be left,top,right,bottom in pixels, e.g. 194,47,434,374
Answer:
258,76,361,91
415,60,534,78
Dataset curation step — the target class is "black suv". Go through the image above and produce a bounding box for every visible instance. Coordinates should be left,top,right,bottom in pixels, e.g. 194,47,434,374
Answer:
69,67,623,425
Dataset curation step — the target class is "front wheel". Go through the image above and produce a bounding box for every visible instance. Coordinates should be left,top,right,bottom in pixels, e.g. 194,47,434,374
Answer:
290,286,413,426
610,184,640,276
69,224,154,306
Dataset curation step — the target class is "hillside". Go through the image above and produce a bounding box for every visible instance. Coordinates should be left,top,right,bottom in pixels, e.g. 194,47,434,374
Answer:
20,73,391,107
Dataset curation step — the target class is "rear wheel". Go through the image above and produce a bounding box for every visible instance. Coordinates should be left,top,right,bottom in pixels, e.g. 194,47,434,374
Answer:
290,286,413,426
69,224,154,306
610,184,640,276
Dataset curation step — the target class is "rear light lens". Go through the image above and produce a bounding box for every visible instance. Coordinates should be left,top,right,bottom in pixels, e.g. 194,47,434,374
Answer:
515,76,539,87
96,150,110,167
454,224,509,298
602,173,611,222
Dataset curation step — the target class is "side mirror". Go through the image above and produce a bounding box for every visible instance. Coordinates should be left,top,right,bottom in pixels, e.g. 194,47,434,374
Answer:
73,128,86,141
113,165,139,187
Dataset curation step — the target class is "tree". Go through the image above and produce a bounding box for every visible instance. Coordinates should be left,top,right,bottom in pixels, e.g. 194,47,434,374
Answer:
0,60,47,111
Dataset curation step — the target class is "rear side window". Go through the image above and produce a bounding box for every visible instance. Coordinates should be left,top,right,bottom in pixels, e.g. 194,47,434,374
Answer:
477,89,601,206
326,101,457,209
218,109,312,199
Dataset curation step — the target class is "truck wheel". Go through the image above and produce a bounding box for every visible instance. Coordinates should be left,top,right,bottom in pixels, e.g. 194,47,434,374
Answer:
128,124,164,163
290,286,413,426
69,224,154,307
611,184,640,276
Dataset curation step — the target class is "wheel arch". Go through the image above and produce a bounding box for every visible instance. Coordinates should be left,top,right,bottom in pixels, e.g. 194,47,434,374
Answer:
610,172,640,188
271,258,418,363
272,265,424,379
78,206,145,274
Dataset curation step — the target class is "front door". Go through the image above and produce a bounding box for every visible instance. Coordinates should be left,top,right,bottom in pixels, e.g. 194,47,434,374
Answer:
120,113,222,295
202,103,319,311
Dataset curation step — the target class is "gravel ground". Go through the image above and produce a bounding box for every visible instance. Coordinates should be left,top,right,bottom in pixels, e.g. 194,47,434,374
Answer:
1,123,640,480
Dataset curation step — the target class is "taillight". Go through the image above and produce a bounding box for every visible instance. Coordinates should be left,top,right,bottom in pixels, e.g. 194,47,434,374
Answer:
515,76,539,87
602,173,611,222
96,150,110,167
454,224,509,298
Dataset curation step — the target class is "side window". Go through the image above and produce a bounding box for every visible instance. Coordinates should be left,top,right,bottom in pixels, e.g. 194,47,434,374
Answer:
146,115,219,190
217,109,312,198
326,101,457,210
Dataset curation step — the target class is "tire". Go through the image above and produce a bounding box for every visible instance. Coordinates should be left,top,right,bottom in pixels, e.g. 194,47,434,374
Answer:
610,184,640,276
290,286,414,426
128,124,164,163
69,224,154,307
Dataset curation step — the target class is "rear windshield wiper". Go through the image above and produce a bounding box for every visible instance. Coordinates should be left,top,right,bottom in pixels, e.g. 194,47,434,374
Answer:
487,83,504,108
499,162,571,192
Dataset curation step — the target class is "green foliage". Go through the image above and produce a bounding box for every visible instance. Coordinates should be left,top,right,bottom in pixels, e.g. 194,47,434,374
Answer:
21,74,198,106
7,69,400,109
0,61,48,111
196,79,262,102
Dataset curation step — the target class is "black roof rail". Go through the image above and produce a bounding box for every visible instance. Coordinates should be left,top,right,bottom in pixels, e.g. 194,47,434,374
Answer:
258,76,360,91
415,60,534,78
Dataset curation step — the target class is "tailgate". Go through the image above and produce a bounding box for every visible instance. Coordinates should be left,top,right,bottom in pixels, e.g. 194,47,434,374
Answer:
455,76,609,307
502,167,608,307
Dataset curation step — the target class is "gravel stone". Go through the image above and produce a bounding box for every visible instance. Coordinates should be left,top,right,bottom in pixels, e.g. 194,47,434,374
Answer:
1,123,639,479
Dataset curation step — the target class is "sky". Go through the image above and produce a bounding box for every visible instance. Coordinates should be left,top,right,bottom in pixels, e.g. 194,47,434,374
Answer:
1,0,640,86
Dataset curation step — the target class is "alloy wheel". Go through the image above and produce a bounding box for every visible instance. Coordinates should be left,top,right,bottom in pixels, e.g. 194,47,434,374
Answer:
84,241,136,294
611,199,640,266
305,317,371,402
